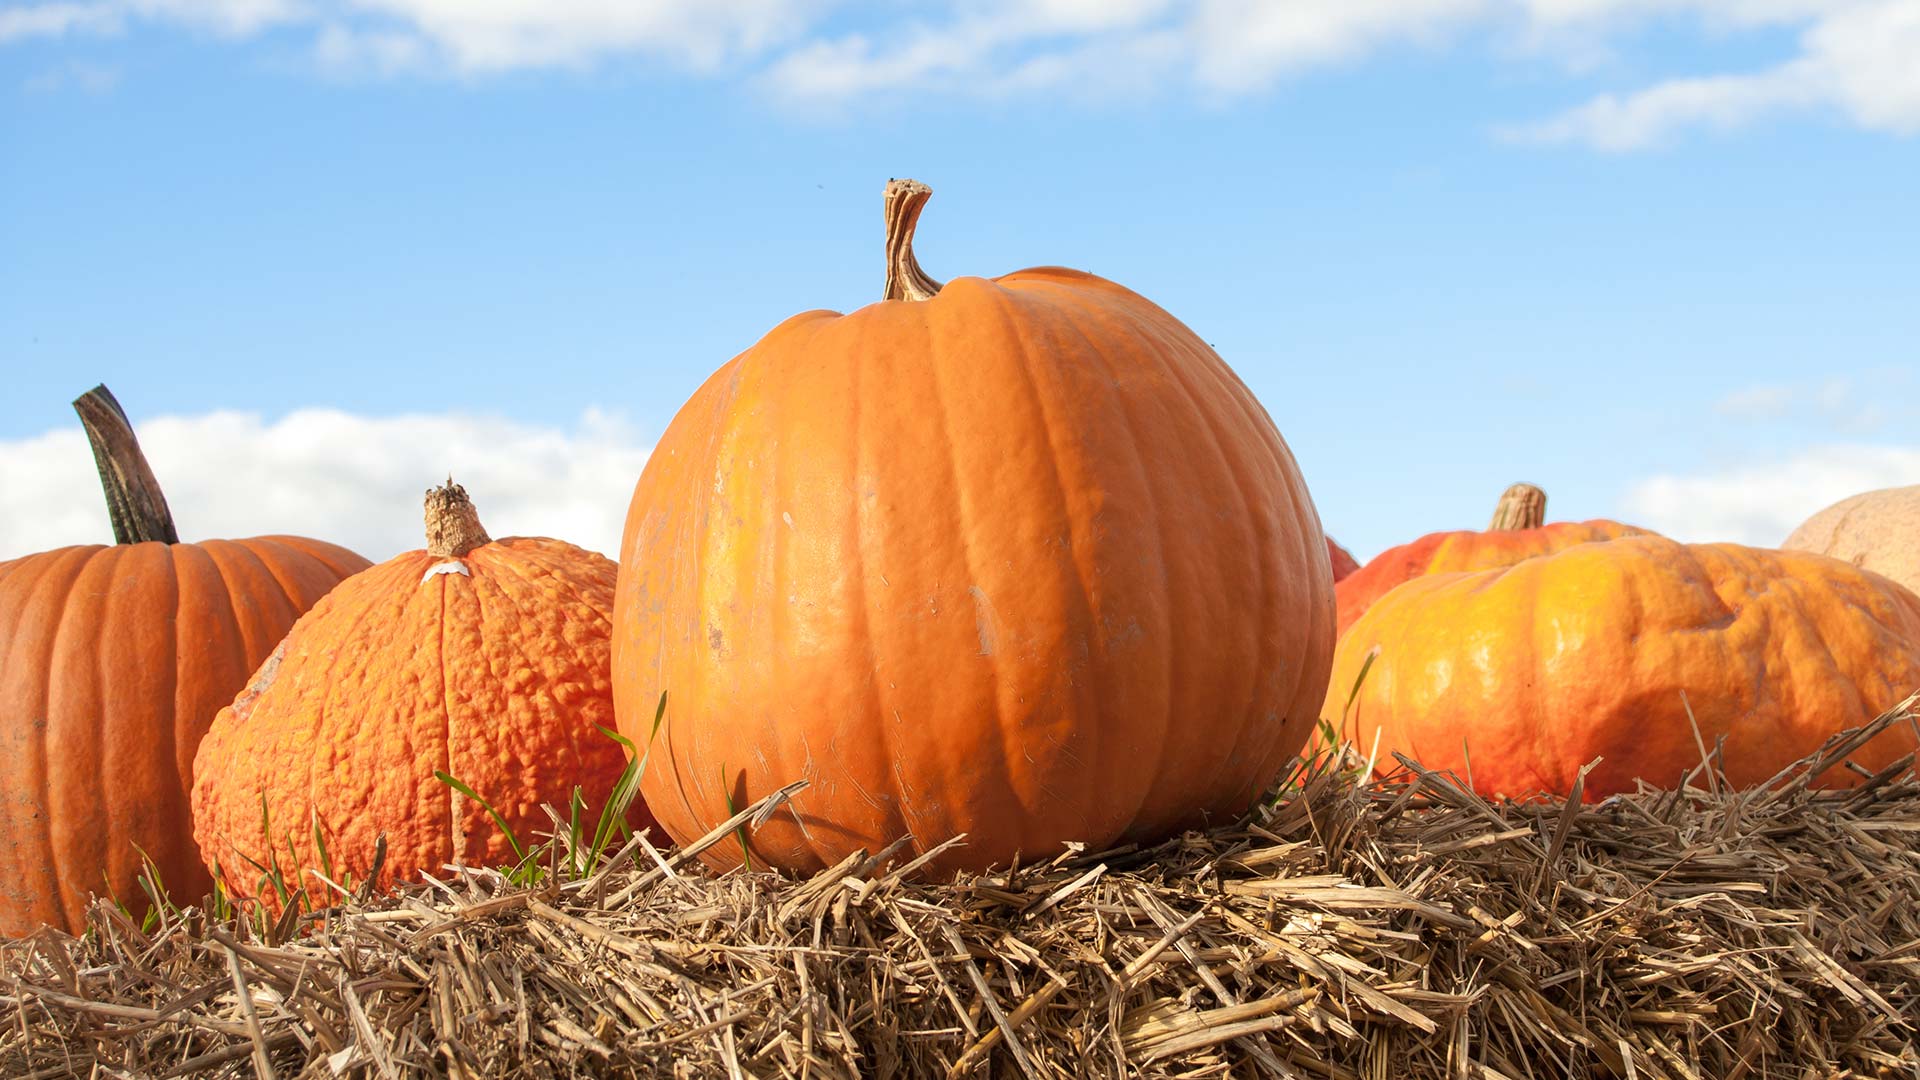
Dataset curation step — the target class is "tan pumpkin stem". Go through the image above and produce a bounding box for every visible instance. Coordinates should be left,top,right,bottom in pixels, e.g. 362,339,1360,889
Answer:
73,384,181,546
882,178,944,302
424,480,491,558
1489,483,1548,531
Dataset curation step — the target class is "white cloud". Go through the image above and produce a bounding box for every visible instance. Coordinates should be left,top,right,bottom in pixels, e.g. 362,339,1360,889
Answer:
1714,383,1796,420
1709,377,1894,433
1621,443,1920,544
0,3,122,43
1508,1,1920,149
23,59,121,91
3,0,1918,148
1501,64,1825,149
0,407,652,564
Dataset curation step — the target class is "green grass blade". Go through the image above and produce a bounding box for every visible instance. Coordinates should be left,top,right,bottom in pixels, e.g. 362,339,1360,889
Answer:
434,769,528,865
721,763,752,873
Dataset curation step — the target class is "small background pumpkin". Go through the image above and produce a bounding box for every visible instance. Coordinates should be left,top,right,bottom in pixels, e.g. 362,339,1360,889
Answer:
1334,482,1644,635
1783,484,1920,595
615,179,1335,875
1327,537,1360,581
191,482,647,907
1329,534,1920,800
0,387,368,936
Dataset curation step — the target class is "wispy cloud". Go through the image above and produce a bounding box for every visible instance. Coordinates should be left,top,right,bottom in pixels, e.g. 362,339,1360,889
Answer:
0,3,122,43
1622,443,1920,544
1711,376,1897,433
3,0,1918,147
0,407,652,563
1504,1,1920,148
23,59,120,92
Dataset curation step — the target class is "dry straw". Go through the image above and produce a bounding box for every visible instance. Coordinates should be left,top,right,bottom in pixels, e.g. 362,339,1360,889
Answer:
5,699,1918,1078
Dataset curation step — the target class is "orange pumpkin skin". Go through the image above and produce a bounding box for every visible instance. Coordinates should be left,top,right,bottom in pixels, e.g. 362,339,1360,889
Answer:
1327,537,1360,582
1335,500,1643,635
1329,535,1920,800
615,188,1334,876
192,497,645,906
0,536,368,936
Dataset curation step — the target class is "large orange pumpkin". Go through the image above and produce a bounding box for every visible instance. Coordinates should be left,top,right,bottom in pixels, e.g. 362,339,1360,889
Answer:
1328,534,1920,799
614,179,1335,875
191,483,646,906
0,387,368,936
1334,483,1643,635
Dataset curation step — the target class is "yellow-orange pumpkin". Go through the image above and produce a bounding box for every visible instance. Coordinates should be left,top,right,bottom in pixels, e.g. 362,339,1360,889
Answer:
1334,483,1643,635
0,387,368,935
614,180,1335,874
1329,534,1920,799
191,483,646,906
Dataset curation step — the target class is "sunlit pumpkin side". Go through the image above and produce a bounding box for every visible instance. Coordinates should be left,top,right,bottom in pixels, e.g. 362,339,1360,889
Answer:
613,179,1336,875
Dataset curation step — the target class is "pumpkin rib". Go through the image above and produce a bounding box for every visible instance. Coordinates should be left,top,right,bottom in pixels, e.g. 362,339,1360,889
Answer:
254,535,368,583
1039,290,1176,842
1100,294,1271,832
234,537,350,616
641,364,736,838
923,285,1017,845
763,328,813,858
986,283,1109,840
197,540,295,677
289,559,411,879
63,548,125,925
23,548,97,928
1129,301,1268,822
844,313,914,858
1116,286,1320,829
464,541,605,827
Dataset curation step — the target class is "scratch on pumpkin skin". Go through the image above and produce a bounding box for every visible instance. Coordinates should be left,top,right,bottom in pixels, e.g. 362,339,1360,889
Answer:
968,586,997,656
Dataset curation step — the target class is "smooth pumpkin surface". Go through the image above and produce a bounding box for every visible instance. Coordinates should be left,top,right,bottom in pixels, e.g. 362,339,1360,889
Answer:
614,180,1336,874
1335,483,1643,635
1,388,368,936
191,485,645,906
1783,484,1920,595
1328,534,1920,799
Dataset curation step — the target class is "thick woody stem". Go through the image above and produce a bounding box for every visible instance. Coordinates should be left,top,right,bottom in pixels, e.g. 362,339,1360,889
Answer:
72,384,180,545
1488,483,1548,531
882,178,944,302
424,481,491,558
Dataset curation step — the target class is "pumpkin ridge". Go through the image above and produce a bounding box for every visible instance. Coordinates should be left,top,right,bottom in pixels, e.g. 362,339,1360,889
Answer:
1107,304,1262,826
1126,303,1287,819
435,568,461,869
983,283,1106,841
482,539,610,638
151,547,186,870
843,312,914,861
250,535,369,582
1041,291,1175,842
195,540,284,673
217,540,310,655
651,364,742,841
288,560,415,888
1082,288,1280,834
921,284,1013,855
18,548,97,929
1178,319,1335,796
64,547,125,927
463,542,600,847
231,537,343,617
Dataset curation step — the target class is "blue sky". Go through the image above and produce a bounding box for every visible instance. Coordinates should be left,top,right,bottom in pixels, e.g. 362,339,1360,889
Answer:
4,2,1918,562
